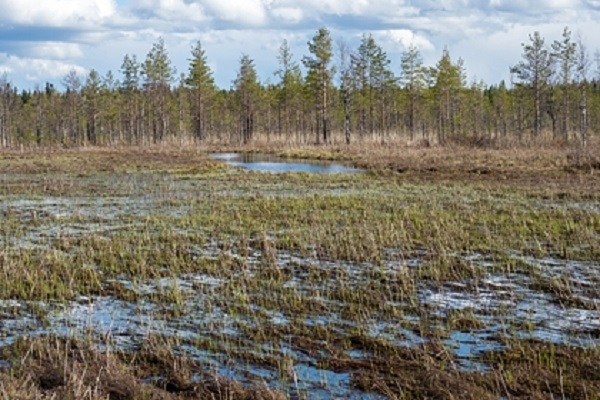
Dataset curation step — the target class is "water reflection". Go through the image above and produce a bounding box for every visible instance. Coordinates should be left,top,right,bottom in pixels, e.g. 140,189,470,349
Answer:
210,153,363,174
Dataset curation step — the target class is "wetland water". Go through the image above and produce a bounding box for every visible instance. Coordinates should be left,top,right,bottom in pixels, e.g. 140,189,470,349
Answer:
0,163,599,398
210,152,364,174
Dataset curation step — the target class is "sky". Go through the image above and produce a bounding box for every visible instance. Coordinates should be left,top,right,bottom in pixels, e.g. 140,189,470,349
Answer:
1,0,599,91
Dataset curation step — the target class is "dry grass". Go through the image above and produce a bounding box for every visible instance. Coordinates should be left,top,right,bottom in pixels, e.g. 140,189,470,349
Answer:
0,337,286,400
203,139,600,198
2,138,598,175
0,146,224,175
1,140,598,201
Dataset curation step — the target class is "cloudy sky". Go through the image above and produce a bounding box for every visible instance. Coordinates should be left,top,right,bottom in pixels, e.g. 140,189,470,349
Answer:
1,0,599,91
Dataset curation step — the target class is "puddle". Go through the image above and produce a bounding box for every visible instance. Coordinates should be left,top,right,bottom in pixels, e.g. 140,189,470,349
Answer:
210,153,363,174
418,261,600,349
0,293,381,398
1,247,599,395
290,363,386,399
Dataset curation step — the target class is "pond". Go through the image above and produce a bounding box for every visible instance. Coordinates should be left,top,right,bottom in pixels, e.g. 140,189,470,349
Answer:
210,153,364,174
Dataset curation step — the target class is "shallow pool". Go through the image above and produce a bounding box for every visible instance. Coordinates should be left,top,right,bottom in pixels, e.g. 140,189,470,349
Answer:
210,153,363,174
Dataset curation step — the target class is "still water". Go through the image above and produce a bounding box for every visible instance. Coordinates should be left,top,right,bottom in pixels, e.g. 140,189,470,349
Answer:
210,153,363,174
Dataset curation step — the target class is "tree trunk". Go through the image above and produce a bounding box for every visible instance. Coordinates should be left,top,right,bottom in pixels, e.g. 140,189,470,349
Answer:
534,82,541,136
343,89,351,145
322,73,328,144
580,85,588,147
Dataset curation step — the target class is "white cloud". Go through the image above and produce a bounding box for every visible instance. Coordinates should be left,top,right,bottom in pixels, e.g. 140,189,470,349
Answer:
132,0,206,22
267,0,418,21
374,30,435,52
2,0,600,90
303,0,371,14
270,7,304,23
0,53,87,82
204,0,268,26
0,0,117,27
25,42,84,60
487,0,583,14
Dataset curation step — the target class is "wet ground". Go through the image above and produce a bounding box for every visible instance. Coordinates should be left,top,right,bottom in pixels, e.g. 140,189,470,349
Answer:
0,154,599,398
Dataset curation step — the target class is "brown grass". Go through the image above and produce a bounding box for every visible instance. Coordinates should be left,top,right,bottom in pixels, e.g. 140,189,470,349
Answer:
0,337,286,400
2,140,598,198
207,139,600,198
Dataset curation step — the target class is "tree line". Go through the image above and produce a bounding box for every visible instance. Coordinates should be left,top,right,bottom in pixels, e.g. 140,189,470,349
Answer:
1,27,599,148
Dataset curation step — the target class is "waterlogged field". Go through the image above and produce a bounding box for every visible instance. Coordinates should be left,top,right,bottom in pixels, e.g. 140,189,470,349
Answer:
0,148,598,399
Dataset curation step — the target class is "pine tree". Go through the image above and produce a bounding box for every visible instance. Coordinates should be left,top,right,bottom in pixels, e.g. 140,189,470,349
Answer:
432,48,465,142
275,39,303,139
187,41,215,142
0,75,11,148
465,79,488,139
120,54,141,144
143,37,174,88
102,70,120,144
62,69,83,145
176,73,189,143
121,54,140,91
83,69,101,145
337,39,353,144
18,89,35,146
31,86,44,145
352,34,395,139
491,80,511,138
234,54,260,144
400,45,427,140
43,82,60,145
510,31,554,137
551,27,577,140
575,38,590,147
303,27,334,144
142,37,174,143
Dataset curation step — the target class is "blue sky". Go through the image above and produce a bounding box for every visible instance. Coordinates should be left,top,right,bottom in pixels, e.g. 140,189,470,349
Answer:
1,0,599,91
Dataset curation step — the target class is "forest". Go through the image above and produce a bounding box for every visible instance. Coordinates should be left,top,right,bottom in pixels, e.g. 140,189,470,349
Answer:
0,26,598,148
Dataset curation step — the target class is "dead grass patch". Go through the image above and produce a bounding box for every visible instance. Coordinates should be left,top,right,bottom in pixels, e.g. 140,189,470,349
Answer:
0,337,286,400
